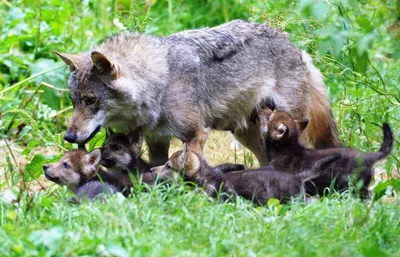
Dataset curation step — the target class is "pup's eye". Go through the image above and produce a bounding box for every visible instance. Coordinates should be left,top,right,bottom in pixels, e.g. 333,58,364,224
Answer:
111,144,122,151
166,163,172,169
62,162,70,169
85,97,97,105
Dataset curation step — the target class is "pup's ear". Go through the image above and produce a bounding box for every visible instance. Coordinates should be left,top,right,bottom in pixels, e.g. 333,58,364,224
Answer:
259,107,273,122
295,118,309,134
275,123,288,139
128,128,143,148
91,51,120,79
180,143,189,169
54,51,81,71
83,149,101,175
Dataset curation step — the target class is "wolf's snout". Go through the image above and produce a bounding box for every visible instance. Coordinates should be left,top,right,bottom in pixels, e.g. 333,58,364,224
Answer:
64,131,77,143
43,164,49,172
150,167,156,173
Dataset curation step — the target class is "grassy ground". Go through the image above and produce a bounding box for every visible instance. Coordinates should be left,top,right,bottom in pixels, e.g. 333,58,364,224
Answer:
1,0,400,256
1,186,400,256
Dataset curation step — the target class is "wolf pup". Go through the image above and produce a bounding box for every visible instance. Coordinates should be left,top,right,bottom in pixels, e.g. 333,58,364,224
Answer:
151,144,340,205
43,149,136,200
100,128,153,184
55,20,339,166
259,108,393,197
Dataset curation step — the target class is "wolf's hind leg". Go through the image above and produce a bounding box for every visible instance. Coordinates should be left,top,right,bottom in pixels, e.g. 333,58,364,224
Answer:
233,123,268,166
145,136,170,166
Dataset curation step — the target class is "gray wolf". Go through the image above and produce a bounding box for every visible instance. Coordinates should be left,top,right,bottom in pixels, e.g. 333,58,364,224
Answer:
258,108,393,197
151,144,340,205
55,19,339,166
42,149,143,200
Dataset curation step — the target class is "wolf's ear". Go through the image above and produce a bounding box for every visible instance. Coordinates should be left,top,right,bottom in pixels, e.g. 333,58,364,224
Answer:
83,149,101,167
275,123,288,139
91,51,120,79
295,118,309,134
54,51,81,71
128,128,143,148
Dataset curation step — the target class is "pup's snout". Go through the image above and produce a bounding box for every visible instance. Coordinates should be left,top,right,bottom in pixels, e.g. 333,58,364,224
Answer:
150,167,156,173
64,131,77,143
43,164,49,172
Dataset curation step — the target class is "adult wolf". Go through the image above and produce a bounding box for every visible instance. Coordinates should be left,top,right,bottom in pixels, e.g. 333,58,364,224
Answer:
55,20,339,166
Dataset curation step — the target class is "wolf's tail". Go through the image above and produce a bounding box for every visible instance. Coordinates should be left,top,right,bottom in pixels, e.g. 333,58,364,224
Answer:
363,123,393,165
302,52,340,149
298,154,341,182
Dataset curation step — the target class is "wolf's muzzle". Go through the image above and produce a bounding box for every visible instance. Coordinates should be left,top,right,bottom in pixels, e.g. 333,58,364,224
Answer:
64,131,77,143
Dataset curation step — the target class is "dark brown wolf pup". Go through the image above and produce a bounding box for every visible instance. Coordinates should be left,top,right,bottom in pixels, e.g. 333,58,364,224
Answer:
259,108,393,197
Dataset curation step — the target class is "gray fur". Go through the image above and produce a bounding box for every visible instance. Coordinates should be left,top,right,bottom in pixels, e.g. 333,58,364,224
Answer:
57,20,337,165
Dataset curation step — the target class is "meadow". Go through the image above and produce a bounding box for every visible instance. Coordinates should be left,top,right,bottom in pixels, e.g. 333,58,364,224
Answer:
0,0,399,256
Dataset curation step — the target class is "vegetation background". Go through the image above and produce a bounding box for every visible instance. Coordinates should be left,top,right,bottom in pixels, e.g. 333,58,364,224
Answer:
0,0,399,256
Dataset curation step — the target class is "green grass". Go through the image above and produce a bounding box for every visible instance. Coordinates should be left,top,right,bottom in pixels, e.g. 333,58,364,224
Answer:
1,186,400,257
1,0,400,256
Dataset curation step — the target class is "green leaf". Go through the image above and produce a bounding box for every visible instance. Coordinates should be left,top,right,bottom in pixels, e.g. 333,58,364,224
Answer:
88,129,106,151
21,138,40,156
373,179,400,200
24,154,59,182
18,125,32,140
311,1,328,20
356,15,373,33
29,58,66,110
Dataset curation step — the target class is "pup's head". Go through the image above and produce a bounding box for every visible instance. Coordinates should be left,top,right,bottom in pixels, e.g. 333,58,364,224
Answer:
42,149,101,191
151,144,201,182
55,51,131,144
258,108,309,143
100,128,143,170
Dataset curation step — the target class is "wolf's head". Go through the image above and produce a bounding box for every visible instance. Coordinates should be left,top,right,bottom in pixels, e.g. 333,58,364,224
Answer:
55,51,134,144
258,108,309,144
151,144,201,182
100,128,143,170
43,149,101,191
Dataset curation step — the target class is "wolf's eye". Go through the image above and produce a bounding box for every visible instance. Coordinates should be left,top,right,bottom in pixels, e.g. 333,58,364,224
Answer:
85,97,97,105
111,144,122,151
62,162,70,169
166,163,172,169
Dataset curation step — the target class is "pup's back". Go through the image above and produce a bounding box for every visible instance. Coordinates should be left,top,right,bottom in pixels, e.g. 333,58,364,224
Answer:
220,155,340,205
74,181,118,203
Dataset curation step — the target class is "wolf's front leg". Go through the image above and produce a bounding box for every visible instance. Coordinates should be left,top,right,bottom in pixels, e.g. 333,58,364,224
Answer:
187,129,208,156
145,135,170,166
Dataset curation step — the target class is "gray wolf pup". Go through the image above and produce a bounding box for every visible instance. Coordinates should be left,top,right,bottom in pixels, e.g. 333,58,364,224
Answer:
259,108,393,197
43,149,140,200
151,144,340,205
100,128,153,184
55,20,339,166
